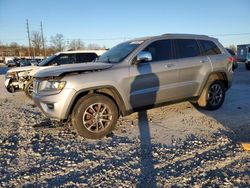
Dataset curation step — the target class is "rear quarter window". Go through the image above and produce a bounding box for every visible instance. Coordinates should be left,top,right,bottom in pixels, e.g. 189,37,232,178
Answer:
198,40,222,55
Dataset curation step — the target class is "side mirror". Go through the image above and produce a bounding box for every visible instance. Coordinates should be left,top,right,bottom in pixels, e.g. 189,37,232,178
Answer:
137,51,152,62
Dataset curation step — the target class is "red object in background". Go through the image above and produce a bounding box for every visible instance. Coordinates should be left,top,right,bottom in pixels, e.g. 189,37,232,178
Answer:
228,56,234,64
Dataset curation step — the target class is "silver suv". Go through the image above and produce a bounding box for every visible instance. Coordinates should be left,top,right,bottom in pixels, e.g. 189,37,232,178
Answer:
33,34,233,139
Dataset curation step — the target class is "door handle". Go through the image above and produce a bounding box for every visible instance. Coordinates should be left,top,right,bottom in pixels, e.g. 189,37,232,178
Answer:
200,60,209,63
165,64,175,68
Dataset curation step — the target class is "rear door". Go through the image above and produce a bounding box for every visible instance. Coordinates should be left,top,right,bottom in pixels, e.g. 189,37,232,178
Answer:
173,39,212,98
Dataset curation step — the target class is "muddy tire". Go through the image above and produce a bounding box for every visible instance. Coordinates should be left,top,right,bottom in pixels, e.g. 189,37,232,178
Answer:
197,80,225,110
24,79,34,99
71,94,118,139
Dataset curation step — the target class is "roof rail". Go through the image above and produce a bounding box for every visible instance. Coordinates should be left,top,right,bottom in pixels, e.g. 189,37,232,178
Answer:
161,33,209,38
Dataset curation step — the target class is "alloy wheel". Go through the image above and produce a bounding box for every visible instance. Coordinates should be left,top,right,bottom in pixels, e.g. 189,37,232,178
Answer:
82,103,112,133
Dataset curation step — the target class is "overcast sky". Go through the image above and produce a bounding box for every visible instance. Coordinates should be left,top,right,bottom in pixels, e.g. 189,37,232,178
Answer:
0,0,249,47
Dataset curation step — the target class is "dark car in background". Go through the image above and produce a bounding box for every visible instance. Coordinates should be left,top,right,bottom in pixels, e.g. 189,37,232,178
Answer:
226,48,238,71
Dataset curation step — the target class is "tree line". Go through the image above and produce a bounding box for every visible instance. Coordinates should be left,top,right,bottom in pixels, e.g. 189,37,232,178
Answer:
0,33,107,57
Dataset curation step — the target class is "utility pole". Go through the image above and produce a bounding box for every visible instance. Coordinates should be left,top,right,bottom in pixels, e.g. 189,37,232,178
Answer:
40,21,46,57
26,19,32,58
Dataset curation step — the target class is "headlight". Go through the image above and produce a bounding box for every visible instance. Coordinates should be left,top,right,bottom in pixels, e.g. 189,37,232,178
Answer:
39,81,66,92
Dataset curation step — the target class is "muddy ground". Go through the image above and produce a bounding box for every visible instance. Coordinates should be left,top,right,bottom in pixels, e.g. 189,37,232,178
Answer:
0,63,249,187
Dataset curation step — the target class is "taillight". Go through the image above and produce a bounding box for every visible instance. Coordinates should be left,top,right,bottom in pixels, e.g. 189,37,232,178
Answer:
228,56,234,64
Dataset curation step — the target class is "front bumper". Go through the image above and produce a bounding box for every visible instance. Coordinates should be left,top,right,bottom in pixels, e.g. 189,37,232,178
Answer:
33,88,76,120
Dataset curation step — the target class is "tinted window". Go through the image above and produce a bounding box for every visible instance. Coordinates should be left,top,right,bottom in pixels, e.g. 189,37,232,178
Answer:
76,53,98,63
226,48,235,56
38,55,56,66
52,54,76,65
143,39,172,61
199,40,221,55
175,39,200,58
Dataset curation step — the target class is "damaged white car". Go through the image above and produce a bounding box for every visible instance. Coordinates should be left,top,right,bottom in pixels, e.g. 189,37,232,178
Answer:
5,50,106,98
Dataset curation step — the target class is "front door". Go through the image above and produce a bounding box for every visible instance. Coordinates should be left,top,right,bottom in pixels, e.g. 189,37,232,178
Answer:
128,39,179,109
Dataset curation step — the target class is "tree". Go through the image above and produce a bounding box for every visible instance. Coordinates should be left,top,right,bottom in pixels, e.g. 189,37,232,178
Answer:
31,31,42,56
69,39,85,50
9,42,20,56
50,33,65,52
87,43,101,50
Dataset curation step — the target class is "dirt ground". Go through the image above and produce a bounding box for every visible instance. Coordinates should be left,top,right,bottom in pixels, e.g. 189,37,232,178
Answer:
0,63,249,187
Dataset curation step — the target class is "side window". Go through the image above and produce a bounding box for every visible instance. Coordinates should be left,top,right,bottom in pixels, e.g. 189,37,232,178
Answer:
56,54,76,65
76,53,98,63
175,39,200,58
142,39,173,62
198,40,221,55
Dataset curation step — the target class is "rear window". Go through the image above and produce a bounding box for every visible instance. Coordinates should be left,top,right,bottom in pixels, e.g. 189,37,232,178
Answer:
175,39,200,58
198,40,221,55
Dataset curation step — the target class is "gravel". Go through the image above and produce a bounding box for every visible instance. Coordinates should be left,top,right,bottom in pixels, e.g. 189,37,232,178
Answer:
0,63,249,187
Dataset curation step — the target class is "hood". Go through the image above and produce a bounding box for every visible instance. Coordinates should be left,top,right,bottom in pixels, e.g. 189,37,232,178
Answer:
7,65,38,73
34,62,112,78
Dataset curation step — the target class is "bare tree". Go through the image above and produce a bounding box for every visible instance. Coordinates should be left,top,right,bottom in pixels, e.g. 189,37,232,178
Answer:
87,43,101,50
9,42,20,56
31,31,42,56
228,44,236,52
69,39,85,50
50,33,65,52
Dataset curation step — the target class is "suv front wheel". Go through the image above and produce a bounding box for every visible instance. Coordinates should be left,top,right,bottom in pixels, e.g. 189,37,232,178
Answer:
71,94,118,139
197,80,225,110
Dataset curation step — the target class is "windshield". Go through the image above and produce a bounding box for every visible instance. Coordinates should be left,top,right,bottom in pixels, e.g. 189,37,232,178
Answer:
38,55,56,66
96,40,144,63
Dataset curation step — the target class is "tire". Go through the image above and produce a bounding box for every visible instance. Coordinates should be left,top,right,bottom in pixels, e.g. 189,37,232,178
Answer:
24,79,34,99
71,94,118,139
197,80,225,110
245,64,250,70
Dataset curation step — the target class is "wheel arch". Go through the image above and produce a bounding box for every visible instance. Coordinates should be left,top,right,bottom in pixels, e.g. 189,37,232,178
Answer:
65,86,127,119
199,71,229,96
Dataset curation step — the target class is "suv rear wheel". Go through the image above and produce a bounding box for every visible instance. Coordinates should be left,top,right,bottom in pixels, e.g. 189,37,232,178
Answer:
71,94,118,139
197,80,225,110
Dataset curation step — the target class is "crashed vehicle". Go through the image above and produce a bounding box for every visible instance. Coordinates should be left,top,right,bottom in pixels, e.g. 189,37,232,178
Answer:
33,34,233,139
5,50,106,98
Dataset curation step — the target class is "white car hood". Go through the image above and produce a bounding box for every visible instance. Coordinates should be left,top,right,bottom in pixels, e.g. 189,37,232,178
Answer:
35,62,112,78
7,66,39,73
7,66,54,76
